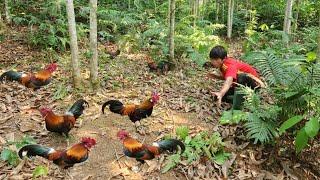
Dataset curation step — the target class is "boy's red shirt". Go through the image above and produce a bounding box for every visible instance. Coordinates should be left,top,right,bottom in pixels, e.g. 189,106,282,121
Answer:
220,57,259,81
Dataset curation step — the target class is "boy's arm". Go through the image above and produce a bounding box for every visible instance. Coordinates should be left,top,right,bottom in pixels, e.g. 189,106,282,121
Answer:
212,77,233,107
206,72,224,80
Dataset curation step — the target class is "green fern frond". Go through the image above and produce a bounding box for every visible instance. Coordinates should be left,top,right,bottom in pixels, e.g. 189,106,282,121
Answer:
238,86,280,144
245,113,278,144
242,51,288,86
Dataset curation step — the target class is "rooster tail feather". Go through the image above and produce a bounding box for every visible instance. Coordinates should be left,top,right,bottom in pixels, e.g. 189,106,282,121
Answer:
156,139,185,153
101,100,123,114
0,70,22,82
18,144,53,159
67,99,89,119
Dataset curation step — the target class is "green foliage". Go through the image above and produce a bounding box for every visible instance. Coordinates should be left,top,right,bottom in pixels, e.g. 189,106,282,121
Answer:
279,115,304,135
33,166,49,179
220,87,281,144
305,117,319,138
1,149,20,167
279,116,319,153
162,154,181,173
53,83,69,100
176,126,189,140
163,127,229,172
295,128,309,153
220,110,247,125
243,44,320,151
242,51,289,86
1,136,36,167
243,87,281,144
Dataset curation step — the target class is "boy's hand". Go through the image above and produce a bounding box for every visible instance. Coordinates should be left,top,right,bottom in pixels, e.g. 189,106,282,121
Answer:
206,73,218,80
212,92,223,107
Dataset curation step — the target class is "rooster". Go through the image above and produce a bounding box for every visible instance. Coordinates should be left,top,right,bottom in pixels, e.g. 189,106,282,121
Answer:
39,99,89,136
105,41,120,59
0,63,57,90
18,137,96,169
147,59,175,75
117,130,185,163
101,92,159,133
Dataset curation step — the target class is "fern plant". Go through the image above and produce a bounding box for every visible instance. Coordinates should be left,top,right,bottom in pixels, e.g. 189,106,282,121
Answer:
242,49,320,151
238,86,281,144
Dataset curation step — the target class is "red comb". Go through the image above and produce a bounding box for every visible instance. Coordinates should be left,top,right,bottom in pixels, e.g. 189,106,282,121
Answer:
81,137,96,145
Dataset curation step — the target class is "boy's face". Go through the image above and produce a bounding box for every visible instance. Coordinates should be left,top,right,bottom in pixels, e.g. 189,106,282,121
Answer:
210,58,223,68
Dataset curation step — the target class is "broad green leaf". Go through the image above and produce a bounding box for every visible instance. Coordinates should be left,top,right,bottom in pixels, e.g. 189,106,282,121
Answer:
295,128,309,153
33,166,48,179
310,87,320,96
219,110,247,125
214,151,231,165
203,146,213,161
1,149,12,161
184,136,192,144
16,136,36,149
259,24,269,31
306,52,317,63
161,154,180,173
176,126,189,140
1,149,19,166
305,117,319,138
279,115,304,134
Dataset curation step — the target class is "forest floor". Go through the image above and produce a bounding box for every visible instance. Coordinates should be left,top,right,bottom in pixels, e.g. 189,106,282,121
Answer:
0,27,319,180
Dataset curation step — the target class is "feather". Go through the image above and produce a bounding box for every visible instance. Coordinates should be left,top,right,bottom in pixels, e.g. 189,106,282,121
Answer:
66,99,88,119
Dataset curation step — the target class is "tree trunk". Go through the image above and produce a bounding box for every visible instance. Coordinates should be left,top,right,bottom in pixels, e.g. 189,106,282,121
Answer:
283,0,294,35
222,0,225,23
5,0,11,23
319,8,320,27
89,0,98,88
227,0,234,39
292,0,300,41
318,32,320,62
168,0,175,61
190,0,193,15
193,0,197,28
66,0,81,88
216,0,219,23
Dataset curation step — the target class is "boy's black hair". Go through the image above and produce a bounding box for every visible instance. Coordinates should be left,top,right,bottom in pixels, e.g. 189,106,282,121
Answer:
209,45,227,59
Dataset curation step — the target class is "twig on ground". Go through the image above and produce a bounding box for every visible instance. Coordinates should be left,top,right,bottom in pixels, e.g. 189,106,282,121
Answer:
113,148,123,168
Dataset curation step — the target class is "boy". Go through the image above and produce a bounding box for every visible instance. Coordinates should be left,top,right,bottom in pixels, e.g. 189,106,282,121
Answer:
207,45,265,109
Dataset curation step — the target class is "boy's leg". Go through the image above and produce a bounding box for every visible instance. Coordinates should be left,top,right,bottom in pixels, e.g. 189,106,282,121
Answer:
221,87,235,103
232,73,259,110
237,73,259,89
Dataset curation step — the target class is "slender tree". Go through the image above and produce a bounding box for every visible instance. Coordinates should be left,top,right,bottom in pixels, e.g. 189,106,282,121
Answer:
66,0,81,88
227,0,234,39
216,0,220,23
4,0,11,23
193,0,197,28
168,0,175,61
318,32,320,61
293,0,300,35
283,0,294,35
89,0,98,87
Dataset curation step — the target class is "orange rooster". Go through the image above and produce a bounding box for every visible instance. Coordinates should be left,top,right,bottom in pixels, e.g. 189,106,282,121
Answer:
18,137,96,169
39,99,89,136
0,63,57,90
101,91,159,124
117,130,185,163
